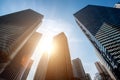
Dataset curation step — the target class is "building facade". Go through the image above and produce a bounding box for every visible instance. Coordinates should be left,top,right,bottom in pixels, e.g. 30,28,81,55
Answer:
21,59,33,80
0,9,43,63
95,62,113,80
72,58,86,80
74,5,120,79
45,32,74,80
0,9,43,80
0,32,42,80
34,52,48,80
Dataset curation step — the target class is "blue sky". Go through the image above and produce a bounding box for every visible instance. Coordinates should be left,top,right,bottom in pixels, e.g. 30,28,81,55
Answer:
0,0,119,79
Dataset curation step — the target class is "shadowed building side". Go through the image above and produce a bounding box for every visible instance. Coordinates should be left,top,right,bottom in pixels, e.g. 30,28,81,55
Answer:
0,9,43,63
34,52,48,80
45,32,74,80
21,59,33,80
0,32,42,80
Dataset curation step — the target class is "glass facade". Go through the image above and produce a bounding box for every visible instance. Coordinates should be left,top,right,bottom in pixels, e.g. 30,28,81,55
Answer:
74,5,120,36
74,5,120,79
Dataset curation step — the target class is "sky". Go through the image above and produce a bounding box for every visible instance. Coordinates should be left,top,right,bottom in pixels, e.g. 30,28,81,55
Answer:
0,0,119,80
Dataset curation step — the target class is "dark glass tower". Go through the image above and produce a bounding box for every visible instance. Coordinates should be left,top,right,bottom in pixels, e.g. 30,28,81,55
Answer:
0,9,43,63
0,9,43,80
74,5,120,80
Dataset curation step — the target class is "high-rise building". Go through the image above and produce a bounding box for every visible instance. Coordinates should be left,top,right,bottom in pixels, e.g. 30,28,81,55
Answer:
21,59,33,80
95,62,113,80
74,5,120,79
0,32,42,80
0,9,43,79
72,58,86,80
114,2,120,8
45,32,74,80
34,52,48,80
0,9,43,63
85,73,92,80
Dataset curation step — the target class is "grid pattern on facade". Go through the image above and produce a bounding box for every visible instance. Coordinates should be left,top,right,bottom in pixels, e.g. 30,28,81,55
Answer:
0,9,43,62
95,23,120,68
74,5,120,79
0,32,42,80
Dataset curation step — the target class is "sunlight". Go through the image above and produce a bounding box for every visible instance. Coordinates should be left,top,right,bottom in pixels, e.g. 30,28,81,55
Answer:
31,34,53,61
27,35,53,80
39,36,53,57
27,19,72,80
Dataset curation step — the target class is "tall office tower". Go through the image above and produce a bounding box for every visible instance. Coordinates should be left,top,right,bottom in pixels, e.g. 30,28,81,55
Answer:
0,9,43,73
72,58,86,80
21,59,33,80
74,5,120,80
85,73,92,80
95,62,112,80
0,32,42,80
34,52,48,80
114,2,120,8
45,32,74,80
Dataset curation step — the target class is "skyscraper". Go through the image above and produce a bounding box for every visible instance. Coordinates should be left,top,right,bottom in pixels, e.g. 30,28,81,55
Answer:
72,58,86,80
0,9,43,63
21,59,33,80
0,9,43,79
34,52,48,80
0,32,42,80
45,32,74,80
74,5,120,79
95,62,113,80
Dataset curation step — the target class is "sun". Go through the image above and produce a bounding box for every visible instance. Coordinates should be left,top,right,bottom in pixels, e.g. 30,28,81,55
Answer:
38,35,54,57
31,35,54,61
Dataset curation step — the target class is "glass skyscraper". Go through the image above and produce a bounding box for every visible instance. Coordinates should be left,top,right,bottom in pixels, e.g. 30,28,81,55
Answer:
74,5,120,80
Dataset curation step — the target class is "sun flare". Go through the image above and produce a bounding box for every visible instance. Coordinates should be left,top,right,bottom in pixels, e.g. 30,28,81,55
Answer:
38,36,54,57
31,35,54,61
